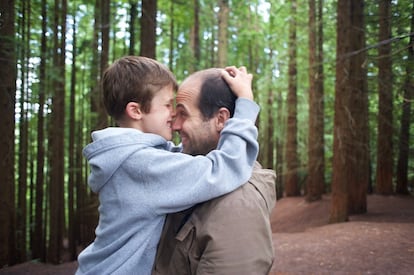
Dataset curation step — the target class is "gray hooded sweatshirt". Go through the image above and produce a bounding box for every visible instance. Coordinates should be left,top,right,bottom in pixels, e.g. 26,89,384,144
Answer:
76,98,259,275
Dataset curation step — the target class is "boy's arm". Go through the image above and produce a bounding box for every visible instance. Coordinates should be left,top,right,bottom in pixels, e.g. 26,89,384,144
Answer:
221,66,254,100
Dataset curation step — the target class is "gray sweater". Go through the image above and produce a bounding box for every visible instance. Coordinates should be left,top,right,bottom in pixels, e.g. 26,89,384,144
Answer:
76,98,259,275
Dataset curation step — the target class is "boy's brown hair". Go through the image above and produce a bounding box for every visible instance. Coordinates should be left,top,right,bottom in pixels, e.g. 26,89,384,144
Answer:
102,56,177,121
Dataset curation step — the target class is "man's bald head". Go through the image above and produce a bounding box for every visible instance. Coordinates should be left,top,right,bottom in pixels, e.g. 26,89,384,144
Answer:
180,68,236,120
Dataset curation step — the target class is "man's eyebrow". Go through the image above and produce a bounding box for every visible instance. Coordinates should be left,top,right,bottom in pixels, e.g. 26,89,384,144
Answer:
175,103,185,109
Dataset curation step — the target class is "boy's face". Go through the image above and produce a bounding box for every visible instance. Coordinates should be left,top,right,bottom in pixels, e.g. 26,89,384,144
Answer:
140,84,175,140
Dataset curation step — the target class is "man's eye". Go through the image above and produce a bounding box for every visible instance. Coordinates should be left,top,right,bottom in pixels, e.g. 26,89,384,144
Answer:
177,111,187,118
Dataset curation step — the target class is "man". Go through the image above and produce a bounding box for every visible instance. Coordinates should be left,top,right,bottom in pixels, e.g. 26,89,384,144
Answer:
152,67,276,274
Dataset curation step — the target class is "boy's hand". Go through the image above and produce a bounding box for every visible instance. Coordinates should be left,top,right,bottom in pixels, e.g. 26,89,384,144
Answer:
221,66,254,100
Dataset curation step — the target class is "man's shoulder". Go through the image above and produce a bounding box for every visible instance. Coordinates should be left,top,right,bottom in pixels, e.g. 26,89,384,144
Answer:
192,181,265,218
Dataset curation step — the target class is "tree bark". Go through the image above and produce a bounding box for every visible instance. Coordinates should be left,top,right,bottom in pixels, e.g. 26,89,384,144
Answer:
140,0,157,58
47,0,67,264
347,0,368,215
396,1,414,194
285,0,300,197
33,0,47,261
306,0,324,202
330,0,368,222
129,1,138,55
376,0,394,195
189,0,200,73
217,0,229,67
16,0,29,263
0,0,16,266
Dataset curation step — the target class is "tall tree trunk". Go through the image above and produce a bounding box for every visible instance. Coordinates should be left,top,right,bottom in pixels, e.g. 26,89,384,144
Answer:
396,1,414,194
140,0,156,58
376,0,393,195
217,0,229,67
101,0,110,73
330,0,368,223
33,0,47,261
16,0,29,263
266,89,275,170
47,0,67,264
129,1,138,55
189,0,200,73
168,1,174,70
68,6,77,260
0,0,16,266
347,0,368,215
285,0,300,197
90,0,107,131
306,0,324,202
316,0,325,195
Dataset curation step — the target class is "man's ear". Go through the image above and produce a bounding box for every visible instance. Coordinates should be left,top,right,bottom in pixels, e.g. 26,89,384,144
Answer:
216,107,231,131
125,102,142,120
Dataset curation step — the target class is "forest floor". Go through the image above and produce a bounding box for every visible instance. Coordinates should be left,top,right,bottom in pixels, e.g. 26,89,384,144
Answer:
1,194,413,275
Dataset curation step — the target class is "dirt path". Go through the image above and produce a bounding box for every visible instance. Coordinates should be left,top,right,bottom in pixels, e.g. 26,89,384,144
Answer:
1,195,413,275
269,194,414,275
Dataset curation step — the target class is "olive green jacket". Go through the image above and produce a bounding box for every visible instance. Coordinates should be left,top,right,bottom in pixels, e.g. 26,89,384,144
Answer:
152,161,276,275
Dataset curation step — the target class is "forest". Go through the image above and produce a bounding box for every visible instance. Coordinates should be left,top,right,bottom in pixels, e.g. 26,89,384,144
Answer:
0,0,413,268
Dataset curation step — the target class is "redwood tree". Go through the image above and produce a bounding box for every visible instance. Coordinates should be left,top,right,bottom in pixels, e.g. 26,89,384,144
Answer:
47,0,67,264
376,0,393,195
217,0,229,67
285,0,300,196
32,0,48,261
140,0,157,58
330,0,369,222
396,1,414,194
0,0,16,266
306,0,325,202
189,0,200,73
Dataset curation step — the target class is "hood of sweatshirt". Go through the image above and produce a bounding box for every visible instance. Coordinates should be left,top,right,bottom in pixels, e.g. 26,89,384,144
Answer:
83,127,168,193
248,162,277,214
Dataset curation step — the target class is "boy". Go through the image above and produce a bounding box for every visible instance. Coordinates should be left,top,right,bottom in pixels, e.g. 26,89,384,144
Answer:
76,56,259,275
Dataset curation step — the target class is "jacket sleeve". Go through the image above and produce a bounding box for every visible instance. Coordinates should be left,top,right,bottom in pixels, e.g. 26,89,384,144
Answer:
136,98,260,214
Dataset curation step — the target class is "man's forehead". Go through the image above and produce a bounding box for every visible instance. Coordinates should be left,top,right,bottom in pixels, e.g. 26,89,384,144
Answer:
176,77,201,104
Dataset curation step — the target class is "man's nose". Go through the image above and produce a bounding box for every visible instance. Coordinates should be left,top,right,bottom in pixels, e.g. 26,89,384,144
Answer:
172,118,181,131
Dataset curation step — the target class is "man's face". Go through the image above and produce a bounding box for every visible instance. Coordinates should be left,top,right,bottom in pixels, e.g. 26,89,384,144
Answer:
173,77,220,156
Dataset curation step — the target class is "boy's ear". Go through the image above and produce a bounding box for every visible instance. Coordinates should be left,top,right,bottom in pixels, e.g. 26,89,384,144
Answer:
215,107,231,132
125,102,142,120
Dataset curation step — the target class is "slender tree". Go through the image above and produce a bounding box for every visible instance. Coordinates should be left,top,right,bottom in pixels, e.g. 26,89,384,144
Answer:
168,1,174,70
140,0,157,58
217,0,229,67
33,0,48,261
189,0,200,73
47,0,67,263
285,0,300,196
68,3,78,260
90,0,108,131
129,1,138,55
376,0,393,195
0,0,16,266
306,0,324,202
396,0,414,194
16,0,29,263
316,0,325,195
101,0,110,72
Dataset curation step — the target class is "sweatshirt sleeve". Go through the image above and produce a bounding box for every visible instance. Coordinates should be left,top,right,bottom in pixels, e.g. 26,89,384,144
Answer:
136,98,260,214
